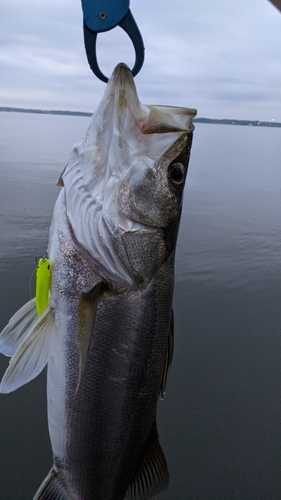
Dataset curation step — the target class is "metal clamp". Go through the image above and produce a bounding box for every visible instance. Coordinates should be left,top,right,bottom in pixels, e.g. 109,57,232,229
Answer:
81,0,145,82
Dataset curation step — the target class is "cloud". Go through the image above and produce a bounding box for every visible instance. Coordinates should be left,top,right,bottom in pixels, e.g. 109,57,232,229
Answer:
1,0,281,119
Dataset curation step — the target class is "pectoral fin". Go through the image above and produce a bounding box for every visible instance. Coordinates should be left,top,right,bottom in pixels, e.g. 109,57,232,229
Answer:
125,423,169,500
160,310,174,399
0,307,57,393
0,299,38,357
76,284,101,393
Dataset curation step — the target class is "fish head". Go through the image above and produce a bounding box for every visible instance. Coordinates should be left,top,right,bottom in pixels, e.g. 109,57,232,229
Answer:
61,64,196,289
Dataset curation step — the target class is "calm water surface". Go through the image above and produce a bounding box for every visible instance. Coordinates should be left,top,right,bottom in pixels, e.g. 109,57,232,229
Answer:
0,112,281,499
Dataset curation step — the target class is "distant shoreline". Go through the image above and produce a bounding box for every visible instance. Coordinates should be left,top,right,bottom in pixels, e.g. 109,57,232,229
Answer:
0,106,92,118
1,106,280,128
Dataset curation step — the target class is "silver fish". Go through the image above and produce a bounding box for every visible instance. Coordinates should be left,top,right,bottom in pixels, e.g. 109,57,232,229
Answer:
0,64,196,500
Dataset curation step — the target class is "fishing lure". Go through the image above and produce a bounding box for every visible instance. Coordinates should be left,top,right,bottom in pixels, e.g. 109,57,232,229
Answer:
35,257,51,316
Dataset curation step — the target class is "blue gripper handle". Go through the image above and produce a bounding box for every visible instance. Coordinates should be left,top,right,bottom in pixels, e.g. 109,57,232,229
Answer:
82,0,130,32
81,0,145,82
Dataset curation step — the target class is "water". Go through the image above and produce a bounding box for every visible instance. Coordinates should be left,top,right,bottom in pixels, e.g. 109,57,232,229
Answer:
0,112,281,499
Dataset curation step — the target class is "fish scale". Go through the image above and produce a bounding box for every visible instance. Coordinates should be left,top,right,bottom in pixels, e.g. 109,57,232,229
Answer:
67,277,170,498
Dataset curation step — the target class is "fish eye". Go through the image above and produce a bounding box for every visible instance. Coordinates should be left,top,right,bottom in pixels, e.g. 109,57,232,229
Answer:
169,162,185,186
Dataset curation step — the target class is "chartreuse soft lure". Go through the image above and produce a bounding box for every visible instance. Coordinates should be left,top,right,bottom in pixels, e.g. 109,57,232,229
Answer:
36,258,51,316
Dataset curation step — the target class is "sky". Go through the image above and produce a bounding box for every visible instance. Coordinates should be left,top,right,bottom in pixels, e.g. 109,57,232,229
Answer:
1,0,281,121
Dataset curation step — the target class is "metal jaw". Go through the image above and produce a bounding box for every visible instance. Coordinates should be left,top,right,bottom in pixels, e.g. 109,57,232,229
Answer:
83,9,145,83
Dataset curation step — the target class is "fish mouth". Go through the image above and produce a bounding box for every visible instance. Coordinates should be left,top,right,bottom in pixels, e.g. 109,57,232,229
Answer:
60,63,195,290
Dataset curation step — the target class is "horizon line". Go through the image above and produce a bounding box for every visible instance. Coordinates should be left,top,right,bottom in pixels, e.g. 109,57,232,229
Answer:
0,106,280,128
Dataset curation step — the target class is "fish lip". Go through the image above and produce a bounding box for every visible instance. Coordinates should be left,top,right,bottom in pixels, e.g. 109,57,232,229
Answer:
109,62,137,88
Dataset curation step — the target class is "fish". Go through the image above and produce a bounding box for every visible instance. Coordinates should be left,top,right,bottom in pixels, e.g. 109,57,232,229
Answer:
0,63,196,500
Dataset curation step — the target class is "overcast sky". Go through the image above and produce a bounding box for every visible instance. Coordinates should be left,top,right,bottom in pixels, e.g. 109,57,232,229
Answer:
1,0,281,120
